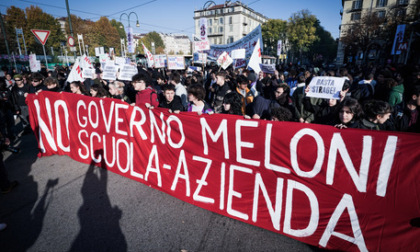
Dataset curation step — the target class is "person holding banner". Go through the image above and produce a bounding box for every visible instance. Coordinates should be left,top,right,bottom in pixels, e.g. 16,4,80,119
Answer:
170,73,188,109
222,92,243,116
70,81,89,96
44,77,61,92
159,84,184,113
186,84,213,115
28,73,47,94
108,81,131,104
131,73,159,109
355,100,394,130
331,98,364,129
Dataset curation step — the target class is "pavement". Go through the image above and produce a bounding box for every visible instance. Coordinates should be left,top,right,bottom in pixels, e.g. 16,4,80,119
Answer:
0,131,321,252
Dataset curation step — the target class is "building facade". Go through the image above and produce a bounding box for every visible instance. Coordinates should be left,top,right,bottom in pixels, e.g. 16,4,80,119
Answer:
159,33,192,54
193,1,267,46
337,0,419,65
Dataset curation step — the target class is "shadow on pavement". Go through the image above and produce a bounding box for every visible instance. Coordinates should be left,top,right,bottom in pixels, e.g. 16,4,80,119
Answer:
0,133,54,251
69,150,127,252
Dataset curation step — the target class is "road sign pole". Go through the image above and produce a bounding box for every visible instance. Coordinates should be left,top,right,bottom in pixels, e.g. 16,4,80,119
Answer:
42,44,48,70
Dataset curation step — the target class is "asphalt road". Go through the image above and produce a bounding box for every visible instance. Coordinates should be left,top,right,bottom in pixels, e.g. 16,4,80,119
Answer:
0,132,321,252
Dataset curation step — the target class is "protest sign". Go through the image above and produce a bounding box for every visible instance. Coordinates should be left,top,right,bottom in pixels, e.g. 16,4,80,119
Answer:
193,52,207,64
27,91,420,252
167,56,185,70
209,25,263,68
154,55,167,68
102,63,117,80
29,53,41,72
80,54,93,69
259,64,276,74
118,64,138,81
199,18,208,41
217,52,233,70
82,68,95,79
115,57,126,66
194,40,210,52
231,49,246,59
306,77,346,100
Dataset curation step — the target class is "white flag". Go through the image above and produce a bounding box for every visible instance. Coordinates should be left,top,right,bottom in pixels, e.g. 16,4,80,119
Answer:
142,43,155,67
80,54,92,69
67,58,84,83
247,39,262,74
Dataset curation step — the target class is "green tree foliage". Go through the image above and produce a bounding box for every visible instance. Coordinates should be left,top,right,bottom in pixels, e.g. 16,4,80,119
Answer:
3,6,27,54
137,31,165,54
307,20,337,64
25,6,65,55
91,17,121,55
287,9,318,61
261,19,287,57
110,19,126,39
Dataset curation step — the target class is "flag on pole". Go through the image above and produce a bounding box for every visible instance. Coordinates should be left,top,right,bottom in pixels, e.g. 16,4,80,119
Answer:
142,43,154,67
67,58,84,83
247,39,262,74
80,54,93,69
217,51,233,70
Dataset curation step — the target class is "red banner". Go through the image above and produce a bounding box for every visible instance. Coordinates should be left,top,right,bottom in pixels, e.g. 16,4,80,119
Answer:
27,92,420,251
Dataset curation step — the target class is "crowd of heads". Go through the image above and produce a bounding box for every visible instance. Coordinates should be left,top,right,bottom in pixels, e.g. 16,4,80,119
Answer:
1,59,420,141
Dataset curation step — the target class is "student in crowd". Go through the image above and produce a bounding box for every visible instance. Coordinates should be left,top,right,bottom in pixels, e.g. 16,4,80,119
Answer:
108,81,131,103
222,92,243,115
170,72,188,109
70,81,89,95
10,74,30,129
90,83,109,98
44,77,61,92
131,73,159,109
271,106,293,122
211,71,231,113
28,73,47,94
235,75,254,115
186,84,213,115
332,98,364,129
158,84,184,113
355,100,394,130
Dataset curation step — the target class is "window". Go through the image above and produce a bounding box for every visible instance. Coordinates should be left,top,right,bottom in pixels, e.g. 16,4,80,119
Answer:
351,12,361,20
219,38,222,44
208,27,212,34
227,37,234,44
396,9,406,17
219,27,223,33
352,0,363,10
377,10,386,18
376,0,387,7
208,19,212,26
398,0,409,5
219,17,224,24
229,16,233,24
229,25,233,32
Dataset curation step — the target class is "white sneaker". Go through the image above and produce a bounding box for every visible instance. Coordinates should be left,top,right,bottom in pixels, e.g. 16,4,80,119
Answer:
0,223,7,231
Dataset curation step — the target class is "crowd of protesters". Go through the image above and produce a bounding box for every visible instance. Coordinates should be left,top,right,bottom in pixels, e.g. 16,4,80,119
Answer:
1,60,420,144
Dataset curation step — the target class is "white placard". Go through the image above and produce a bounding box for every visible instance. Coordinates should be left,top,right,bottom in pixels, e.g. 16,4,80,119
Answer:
118,64,138,81
82,68,95,79
306,77,346,100
231,49,246,59
167,56,185,70
102,63,117,80
217,51,233,70
115,57,126,66
259,64,276,74
29,53,41,72
154,55,167,68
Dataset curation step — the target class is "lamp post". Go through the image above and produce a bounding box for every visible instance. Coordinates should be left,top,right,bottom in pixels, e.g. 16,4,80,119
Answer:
120,12,139,55
119,12,140,29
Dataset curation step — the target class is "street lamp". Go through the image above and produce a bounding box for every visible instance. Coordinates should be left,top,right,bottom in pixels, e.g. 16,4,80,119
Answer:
119,12,140,29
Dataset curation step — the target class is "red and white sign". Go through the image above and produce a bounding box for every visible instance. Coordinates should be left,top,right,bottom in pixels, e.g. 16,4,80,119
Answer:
31,29,50,45
27,92,420,252
68,36,75,47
